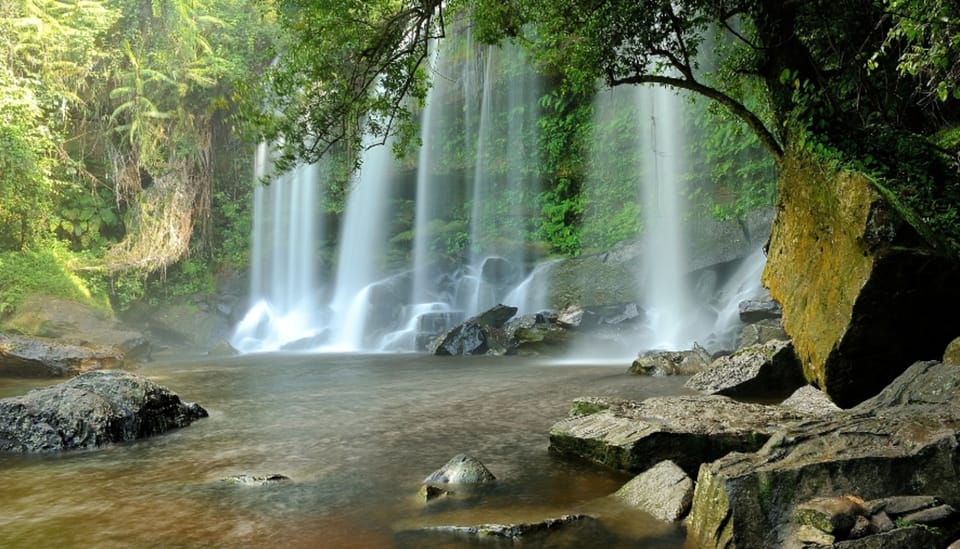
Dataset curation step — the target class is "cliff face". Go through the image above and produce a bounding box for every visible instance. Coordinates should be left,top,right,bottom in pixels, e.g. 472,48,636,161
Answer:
762,150,960,407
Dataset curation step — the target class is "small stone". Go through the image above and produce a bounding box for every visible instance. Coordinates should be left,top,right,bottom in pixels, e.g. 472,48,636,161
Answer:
779,385,842,416
423,454,496,484
222,474,291,486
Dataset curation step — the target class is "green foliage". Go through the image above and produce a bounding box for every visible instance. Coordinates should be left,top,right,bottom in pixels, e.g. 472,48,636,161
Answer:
0,247,110,316
872,0,960,103
53,186,123,251
0,123,52,250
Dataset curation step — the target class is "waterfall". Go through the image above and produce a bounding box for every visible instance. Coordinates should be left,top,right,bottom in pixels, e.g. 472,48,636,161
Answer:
325,136,395,351
638,86,693,349
230,144,327,353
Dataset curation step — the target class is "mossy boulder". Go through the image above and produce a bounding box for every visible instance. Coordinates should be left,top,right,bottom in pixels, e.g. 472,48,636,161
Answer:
762,150,960,407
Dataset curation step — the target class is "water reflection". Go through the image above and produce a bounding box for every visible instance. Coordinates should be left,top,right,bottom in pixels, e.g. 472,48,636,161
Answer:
0,353,692,548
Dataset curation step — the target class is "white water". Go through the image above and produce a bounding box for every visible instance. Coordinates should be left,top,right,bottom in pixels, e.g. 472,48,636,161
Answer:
230,145,326,353
638,86,693,349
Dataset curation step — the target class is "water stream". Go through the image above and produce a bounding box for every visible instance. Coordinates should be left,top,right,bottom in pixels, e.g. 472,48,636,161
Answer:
0,354,691,548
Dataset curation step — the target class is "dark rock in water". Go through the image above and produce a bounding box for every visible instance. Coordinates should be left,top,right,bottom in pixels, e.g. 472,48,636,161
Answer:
0,370,207,452
479,256,517,285
612,460,694,522
423,454,496,484
402,514,615,546
685,340,804,399
628,346,711,376
427,305,517,356
685,361,960,548
221,474,291,486
0,332,125,377
549,395,804,477
417,484,452,503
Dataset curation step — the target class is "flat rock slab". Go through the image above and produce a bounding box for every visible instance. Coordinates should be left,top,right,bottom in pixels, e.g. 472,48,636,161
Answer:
549,395,804,477
685,361,960,548
0,332,125,377
397,514,618,547
0,370,207,452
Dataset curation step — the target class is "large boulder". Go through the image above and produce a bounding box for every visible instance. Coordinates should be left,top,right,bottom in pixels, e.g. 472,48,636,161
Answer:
548,394,804,477
0,370,207,452
427,304,517,356
762,151,960,407
0,332,125,377
685,361,960,548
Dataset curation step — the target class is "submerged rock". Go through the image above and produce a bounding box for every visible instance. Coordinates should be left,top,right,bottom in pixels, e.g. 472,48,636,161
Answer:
685,361,960,548
402,514,614,546
0,370,207,452
612,460,694,522
423,454,496,485
549,395,804,477
221,474,291,486
685,340,804,399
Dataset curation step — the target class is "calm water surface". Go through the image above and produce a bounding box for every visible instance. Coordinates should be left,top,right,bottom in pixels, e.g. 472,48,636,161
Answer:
0,353,694,548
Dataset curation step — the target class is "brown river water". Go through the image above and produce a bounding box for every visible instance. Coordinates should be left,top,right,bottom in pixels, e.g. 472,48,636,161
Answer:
0,353,695,548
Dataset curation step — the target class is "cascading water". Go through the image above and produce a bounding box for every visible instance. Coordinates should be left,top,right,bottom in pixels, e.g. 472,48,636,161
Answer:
230,144,327,353
637,86,694,349
324,136,396,351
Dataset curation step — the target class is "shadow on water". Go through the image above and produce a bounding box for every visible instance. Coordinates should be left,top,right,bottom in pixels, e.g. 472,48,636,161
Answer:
0,353,694,548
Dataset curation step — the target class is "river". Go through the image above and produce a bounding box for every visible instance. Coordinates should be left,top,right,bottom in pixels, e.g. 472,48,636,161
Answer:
0,353,694,548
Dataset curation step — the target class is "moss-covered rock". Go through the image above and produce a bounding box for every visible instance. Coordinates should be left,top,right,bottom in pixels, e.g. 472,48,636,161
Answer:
762,150,960,407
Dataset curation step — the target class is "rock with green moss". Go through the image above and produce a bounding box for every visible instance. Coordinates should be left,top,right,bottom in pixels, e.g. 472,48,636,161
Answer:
943,337,960,365
0,332,125,377
629,346,711,376
763,150,960,407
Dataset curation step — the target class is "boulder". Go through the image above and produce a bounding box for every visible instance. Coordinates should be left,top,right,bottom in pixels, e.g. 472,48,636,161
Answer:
685,340,805,399
427,305,517,356
0,332,125,377
628,346,711,376
762,152,960,407
738,293,783,323
549,395,804,477
685,361,960,548
611,460,694,522
423,454,496,485
503,313,574,355
0,370,207,452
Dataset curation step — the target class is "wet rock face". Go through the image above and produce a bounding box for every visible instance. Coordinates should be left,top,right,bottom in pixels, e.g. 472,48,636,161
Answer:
763,151,960,407
0,370,207,452
427,305,517,356
685,361,960,548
